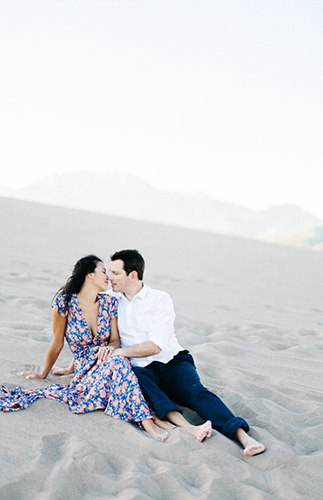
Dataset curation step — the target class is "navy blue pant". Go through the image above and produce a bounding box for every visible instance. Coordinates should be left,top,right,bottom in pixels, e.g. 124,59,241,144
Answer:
133,350,249,439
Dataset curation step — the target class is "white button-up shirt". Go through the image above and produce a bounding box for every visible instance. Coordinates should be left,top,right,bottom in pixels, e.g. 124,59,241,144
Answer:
108,284,183,367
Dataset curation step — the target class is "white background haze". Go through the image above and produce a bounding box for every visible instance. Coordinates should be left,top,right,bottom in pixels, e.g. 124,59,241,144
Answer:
1,0,323,218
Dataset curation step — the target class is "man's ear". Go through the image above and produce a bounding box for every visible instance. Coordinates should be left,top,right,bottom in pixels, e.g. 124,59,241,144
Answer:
130,270,138,281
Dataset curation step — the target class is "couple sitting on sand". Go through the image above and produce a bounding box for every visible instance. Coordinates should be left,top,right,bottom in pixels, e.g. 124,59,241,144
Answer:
0,249,265,455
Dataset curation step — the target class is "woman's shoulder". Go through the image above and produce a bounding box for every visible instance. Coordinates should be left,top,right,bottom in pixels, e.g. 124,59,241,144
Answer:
99,293,119,312
99,293,118,305
52,294,66,307
52,293,78,311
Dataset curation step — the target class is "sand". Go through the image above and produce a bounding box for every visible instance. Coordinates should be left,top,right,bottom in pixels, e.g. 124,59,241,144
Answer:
0,195,322,500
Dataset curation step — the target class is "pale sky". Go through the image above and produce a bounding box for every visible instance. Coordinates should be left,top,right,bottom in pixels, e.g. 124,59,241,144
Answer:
1,0,323,218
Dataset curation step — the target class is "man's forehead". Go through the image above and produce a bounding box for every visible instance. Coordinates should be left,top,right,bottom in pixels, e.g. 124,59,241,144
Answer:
109,259,125,272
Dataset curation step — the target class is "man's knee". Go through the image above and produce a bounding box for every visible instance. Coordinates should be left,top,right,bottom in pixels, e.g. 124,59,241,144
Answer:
133,366,154,382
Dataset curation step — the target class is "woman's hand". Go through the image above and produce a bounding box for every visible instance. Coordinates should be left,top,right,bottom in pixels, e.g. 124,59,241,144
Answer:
105,345,115,356
17,371,45,379
97,345,115,365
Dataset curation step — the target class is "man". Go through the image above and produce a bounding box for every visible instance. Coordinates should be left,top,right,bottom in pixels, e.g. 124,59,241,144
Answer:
107,249,265,456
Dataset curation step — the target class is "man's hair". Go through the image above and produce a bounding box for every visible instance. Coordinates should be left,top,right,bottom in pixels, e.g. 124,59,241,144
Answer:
110,249,145,281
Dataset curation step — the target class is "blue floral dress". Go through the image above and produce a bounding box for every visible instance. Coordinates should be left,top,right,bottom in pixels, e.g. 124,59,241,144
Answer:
0,294,152,422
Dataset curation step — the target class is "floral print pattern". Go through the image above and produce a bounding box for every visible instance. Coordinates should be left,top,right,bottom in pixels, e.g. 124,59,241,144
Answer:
0,294,152,422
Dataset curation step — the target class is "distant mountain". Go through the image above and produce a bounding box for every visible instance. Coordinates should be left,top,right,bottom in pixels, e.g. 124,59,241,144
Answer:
257,205,323,235
261,225,323,251
2,170,323,249
14,171,260,236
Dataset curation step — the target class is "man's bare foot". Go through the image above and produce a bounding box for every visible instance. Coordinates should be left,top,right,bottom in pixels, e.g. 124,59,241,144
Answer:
142,419,169,442
51,365,74,376
187,420,212,443
164,411,212,442
235,427,265,456
243,437,265,456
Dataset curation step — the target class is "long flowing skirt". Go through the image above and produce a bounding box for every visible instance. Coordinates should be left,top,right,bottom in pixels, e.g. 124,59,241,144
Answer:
0,355,152,422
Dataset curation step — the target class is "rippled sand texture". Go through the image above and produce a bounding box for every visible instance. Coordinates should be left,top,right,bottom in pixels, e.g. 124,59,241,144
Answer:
1,196,322,500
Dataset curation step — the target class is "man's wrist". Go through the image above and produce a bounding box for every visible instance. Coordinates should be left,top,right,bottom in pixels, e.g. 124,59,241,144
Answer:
112,347,126,357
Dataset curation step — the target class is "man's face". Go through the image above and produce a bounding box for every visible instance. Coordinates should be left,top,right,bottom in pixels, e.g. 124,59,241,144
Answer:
108,259,131,293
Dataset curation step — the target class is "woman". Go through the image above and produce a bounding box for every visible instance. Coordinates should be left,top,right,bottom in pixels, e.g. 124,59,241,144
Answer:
0,255,168,441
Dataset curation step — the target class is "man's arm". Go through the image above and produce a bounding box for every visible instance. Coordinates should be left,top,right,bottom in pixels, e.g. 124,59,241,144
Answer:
112,341,161,358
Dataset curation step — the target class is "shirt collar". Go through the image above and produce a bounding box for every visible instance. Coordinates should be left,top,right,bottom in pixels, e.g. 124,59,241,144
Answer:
135,282,147,300
119,282,148,302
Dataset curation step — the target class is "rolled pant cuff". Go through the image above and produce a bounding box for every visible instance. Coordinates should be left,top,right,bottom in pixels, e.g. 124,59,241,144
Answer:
221,417,250,439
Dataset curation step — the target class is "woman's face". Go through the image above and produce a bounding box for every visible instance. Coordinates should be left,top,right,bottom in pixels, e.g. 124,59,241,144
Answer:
90,261,109,292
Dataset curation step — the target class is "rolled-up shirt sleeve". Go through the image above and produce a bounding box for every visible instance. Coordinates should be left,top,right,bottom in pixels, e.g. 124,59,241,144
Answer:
148,292,175,351
109,285,183,367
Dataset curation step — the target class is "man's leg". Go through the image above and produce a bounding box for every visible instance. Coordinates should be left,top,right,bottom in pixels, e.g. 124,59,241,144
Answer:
132,363,180,420
133,363,213,442
165,410,212,442
160,352,250,439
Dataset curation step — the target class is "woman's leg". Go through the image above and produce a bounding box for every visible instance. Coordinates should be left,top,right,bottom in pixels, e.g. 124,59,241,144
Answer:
141,418,169,442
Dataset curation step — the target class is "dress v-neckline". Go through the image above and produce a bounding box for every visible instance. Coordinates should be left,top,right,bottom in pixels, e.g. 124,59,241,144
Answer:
75,294,101,338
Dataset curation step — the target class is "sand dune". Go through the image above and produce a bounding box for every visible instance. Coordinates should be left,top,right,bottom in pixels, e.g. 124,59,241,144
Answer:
1,196,323,499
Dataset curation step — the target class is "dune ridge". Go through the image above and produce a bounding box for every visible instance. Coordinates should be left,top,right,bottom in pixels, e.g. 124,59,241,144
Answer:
3,171,323,248
0,196,323,499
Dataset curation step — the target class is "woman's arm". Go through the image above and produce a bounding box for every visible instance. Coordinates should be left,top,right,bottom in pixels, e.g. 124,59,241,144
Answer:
19,310,66,379
108,317,121,350
97,317,120,363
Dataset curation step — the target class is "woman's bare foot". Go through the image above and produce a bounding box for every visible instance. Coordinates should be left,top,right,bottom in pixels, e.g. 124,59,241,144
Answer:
235,427,265,456
153,415,173,430
243,437,265,456
187,420,212,442
51,365,74,376
142,419,169,442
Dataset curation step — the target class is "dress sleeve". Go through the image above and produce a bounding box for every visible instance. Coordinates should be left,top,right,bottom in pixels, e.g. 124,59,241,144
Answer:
51,295,69,319
109,296,119,319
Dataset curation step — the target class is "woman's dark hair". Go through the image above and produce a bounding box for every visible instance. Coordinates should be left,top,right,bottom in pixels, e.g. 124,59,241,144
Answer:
54,255,103,312
110,249,145,281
